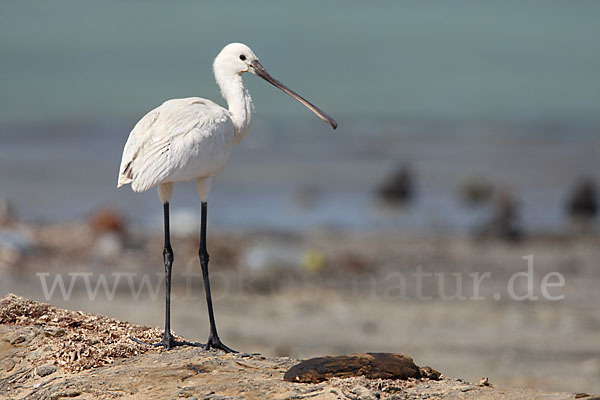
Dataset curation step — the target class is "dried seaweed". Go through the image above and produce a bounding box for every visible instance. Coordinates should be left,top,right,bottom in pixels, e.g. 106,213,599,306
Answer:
0,294,168,372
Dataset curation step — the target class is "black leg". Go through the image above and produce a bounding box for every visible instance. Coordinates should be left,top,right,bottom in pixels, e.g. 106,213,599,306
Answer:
199,201,237,353
131,202,202,349
160,201,176,346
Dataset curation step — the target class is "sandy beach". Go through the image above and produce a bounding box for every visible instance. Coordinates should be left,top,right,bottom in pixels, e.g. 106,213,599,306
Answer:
2,218,599,395
2,293,597,399
2,3,600,399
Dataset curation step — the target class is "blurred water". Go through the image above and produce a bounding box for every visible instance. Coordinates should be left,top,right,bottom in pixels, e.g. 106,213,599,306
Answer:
1,117,598,233
1,2,599,232
1,1,600,122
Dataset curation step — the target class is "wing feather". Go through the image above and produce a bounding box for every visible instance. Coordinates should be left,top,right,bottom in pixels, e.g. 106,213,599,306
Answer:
117,97,233,192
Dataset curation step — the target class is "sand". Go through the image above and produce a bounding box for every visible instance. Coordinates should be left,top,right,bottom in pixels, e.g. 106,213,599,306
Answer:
1,294,596,400
1,219,600,395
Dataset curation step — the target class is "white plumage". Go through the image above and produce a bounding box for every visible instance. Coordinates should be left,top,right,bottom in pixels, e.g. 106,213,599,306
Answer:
118,97,234,194
117,43,336,352
118,42,335,203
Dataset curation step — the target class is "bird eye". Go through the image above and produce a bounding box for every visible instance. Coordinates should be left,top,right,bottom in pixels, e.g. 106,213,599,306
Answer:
239,54,246,61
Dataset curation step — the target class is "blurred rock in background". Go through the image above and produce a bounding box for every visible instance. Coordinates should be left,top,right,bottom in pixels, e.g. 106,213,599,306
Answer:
459,176,494,207
474,188,523,242
376,164,415,207
566,178,597,233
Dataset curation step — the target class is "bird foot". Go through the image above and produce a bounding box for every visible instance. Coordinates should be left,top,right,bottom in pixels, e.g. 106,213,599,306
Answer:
205,335,237,353
130,335,204,350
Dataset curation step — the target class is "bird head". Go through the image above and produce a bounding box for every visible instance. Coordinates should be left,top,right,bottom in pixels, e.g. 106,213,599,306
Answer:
213,43,258,76
214,43,337,130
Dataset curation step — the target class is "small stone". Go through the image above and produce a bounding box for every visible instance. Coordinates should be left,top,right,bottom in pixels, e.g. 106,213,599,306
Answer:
479,377,490,386
1,359,15,372
574,395,600,400
10,335,26,345
44,328,66,337
419,366,441,380
28,349,45,360
350,386,378,400
50,390,80,399
37,364,57,377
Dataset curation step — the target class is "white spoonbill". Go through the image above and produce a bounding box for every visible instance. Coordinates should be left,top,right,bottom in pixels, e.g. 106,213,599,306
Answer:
117,43,336,352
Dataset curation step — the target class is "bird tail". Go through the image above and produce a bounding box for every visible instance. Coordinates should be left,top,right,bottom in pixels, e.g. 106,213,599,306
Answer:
117,160,134,188
116,176,131,188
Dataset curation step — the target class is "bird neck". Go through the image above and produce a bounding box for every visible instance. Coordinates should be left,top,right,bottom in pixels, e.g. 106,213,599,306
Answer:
218,73,254,145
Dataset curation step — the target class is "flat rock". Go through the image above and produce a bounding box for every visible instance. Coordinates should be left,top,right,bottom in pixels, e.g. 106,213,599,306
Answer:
284,352,422,383
36,364,57,377
0,294,593,399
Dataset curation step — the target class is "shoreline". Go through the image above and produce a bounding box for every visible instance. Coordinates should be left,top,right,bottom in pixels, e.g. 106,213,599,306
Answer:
1,294,595,400
1,219,600,394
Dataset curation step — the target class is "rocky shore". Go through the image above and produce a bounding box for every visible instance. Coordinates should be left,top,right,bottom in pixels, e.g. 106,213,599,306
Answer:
1,295,597,400
1,217,600,395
